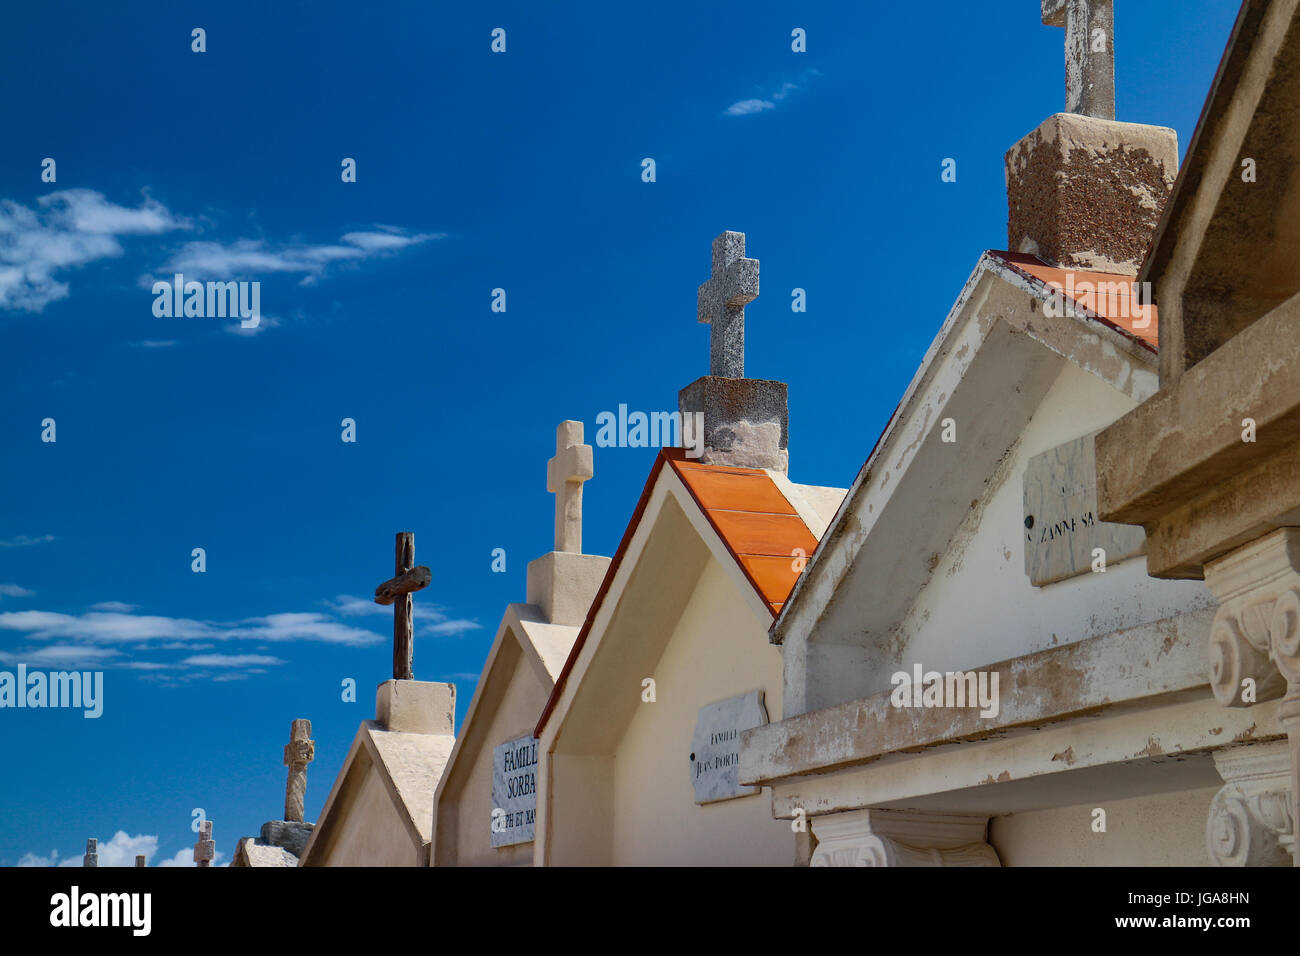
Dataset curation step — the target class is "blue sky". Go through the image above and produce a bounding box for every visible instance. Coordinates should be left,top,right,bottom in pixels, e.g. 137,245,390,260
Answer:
0,0,1241,866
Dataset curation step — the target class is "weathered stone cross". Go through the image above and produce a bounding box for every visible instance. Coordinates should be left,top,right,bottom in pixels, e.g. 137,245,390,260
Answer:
374,532,431,681
547,421,593,554
83,838,97,868
283,718,315,823
1043,0,1115,120
697,231,759,379
193,820,214,868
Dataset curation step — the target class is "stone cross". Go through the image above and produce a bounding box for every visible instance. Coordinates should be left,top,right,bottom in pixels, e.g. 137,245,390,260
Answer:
193,820,214,868
283,718,315,823
83,838,97,868
374,532,432,681
697,231,759,378
1043,0,1115,120
547,421,593,553
135,855,146,867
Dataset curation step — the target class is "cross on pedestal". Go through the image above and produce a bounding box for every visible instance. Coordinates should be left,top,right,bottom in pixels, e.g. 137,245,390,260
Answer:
373,532,431,681
83,838,97,868
194,820,214,868
697,231,759,378
135,855,146,867
547,421,593,554
283,718,315,823
1043,0,1115,120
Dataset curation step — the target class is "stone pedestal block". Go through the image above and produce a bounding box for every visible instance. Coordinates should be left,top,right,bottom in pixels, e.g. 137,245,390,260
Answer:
375,679,455,735
526,550,610,627
1006,112,1178,274
678,375,788,472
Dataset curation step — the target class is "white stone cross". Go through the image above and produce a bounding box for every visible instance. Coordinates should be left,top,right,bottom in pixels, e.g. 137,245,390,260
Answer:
547,421,593,554
1043,0,1115,120
697,231,759,378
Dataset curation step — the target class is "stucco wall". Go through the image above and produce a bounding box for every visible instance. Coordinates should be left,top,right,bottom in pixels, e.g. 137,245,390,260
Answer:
896,361,1214,680
990,785,1218,866
608,559,793,866
320,758,420,866
436,633,545,866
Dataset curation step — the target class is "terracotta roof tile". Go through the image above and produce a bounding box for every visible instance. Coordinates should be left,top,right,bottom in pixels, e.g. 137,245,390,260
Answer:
668,457,817,615
990,250,1159,351
536,450,822,736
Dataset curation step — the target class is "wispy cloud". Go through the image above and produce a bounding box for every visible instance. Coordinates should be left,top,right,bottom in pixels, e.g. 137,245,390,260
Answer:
331,593,480,636
91,600,137,612
0,190,191,312
423,617,482,637
0,534,55,548
0,608,381,647
181,653,284,668
725,98,776,116
155,226,442,285
128,339,176,349
723,74,817,117
0,584,33,598
327,594,391,616
0,644,120,667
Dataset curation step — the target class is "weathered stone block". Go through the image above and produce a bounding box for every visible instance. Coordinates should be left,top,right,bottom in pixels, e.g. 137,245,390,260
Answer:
259,820,315,857
1006,113,1177,273
678,375,788,472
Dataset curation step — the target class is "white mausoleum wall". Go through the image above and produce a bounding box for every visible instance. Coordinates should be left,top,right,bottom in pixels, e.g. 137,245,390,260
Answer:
320,763,419,866
610,559,792,865
895,361,1213,682
437,635,544,866
990,785,1218,866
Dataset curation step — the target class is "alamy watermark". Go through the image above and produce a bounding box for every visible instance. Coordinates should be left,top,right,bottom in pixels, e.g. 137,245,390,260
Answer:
151,273,260,329
1042,274,1153,329
0,665,103,718
594,405,704,458
890,663,999,719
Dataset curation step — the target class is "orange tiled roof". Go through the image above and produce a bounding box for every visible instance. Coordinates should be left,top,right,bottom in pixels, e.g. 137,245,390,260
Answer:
991,250,1159,350
668,457,818,617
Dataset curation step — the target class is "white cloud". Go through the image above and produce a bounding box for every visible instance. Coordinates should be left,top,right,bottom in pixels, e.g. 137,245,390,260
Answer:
20,831,159,867
91,601,137,612
725,98,775,116
224,314,281,337
327,594,390,616
0,584,33,598
0,534,55,548
723,72,818,117
181,653,284,668
17,849,59,867
0,644,120,666
157,845,225,868
129,339,176,349
423,618,482,637
155,227,442,283
0,190,190,312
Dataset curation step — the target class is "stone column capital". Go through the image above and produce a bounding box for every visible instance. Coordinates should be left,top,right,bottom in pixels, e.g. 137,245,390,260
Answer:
809,809,1000,867
1208,742,1294,867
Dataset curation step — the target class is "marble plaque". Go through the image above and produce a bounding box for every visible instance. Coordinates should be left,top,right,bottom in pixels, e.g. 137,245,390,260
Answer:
1023,432,1145,586
490,735,537,847
689,690,768,804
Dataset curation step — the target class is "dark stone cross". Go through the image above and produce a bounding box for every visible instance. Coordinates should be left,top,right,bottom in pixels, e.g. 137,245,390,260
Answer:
697,231,759,379
373,532,431,681
1043,0,1115,120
